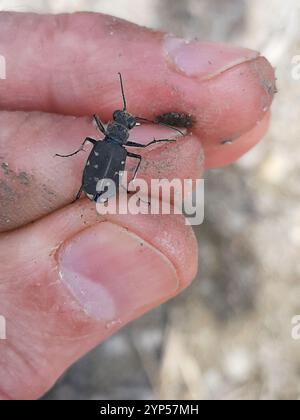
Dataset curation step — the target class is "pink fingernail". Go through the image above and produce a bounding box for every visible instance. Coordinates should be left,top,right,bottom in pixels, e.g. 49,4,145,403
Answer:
164,36,259,80
58,222,179,323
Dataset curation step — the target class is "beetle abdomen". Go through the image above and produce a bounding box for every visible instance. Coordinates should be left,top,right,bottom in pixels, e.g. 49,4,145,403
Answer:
82,141,127,200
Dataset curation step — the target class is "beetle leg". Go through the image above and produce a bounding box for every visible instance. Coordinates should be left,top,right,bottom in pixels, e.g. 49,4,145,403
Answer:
94,192,109,203
127,152,142,181
55,137,97,158
93,114,106,135
126,138,176,148
121,184,134,194
73,186,83,202
120,184,150,206
136,116,184,136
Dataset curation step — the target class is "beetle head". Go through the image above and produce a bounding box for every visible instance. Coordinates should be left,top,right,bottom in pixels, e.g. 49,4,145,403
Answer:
113,110,137,130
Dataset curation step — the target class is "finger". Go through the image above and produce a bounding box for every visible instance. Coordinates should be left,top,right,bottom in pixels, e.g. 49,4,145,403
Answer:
204,112,271,168
0,12,276,149
0,202,197,399
0,111,203,232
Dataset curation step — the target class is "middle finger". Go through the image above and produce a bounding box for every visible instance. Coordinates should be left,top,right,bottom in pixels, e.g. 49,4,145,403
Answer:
0,110,203,232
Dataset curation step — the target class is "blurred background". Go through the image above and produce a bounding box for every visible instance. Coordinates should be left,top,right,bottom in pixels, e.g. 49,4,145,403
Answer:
1,0,299,400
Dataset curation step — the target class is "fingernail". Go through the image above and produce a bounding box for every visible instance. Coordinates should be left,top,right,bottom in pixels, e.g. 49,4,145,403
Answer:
164,36,259,80
58,222,179,322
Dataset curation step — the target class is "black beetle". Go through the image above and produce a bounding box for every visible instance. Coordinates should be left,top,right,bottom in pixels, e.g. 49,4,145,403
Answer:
56,73,177,202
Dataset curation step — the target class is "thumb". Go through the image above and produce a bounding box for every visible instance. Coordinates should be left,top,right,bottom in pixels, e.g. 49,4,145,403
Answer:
0,201,197,400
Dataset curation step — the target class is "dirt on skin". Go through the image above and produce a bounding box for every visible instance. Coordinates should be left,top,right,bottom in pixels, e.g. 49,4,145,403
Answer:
0,158,58,231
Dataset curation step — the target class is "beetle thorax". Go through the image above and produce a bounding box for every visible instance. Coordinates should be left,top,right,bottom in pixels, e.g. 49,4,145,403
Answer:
106,122,129,144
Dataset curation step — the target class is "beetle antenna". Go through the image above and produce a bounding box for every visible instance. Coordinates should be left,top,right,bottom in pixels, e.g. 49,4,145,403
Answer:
136,116,185,136
118,72,127,111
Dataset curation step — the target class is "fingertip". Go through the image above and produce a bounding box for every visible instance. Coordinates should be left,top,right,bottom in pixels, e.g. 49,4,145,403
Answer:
204,113,271,168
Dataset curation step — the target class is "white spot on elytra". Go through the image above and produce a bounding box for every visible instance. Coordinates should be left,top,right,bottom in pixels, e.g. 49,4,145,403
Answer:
94,151,99,156
94,164,99,169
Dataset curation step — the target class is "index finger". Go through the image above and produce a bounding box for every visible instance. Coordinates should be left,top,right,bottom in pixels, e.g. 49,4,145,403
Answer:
0,12,276,153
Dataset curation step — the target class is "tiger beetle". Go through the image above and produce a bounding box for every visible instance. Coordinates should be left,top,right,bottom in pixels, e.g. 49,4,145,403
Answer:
56,73,181,202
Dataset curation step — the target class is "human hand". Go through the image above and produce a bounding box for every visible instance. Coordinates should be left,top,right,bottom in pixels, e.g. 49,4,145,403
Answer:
0,12,275,399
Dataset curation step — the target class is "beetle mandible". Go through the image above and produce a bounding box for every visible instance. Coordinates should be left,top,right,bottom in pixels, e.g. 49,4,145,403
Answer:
56,73,177,202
